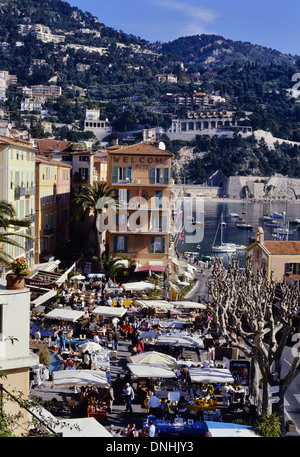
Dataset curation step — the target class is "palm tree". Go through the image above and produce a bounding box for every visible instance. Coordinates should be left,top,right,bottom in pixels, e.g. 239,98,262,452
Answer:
101,252,125,282
72,183,117,270
0,201,34,265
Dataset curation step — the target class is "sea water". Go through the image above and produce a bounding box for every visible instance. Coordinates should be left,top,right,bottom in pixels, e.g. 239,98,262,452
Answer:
177,199,300,268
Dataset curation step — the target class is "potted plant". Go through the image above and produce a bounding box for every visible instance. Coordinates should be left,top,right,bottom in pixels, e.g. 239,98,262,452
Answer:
6,256,30,290
285,419,296,433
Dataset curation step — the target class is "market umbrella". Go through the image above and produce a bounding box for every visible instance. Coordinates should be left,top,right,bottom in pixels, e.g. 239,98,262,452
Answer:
188,367,234,384
126,350,180,367
52,369,110,388
79,341,104,353
127,363,177,379
121,281,156,291
71,274,86,281
157,333,204,348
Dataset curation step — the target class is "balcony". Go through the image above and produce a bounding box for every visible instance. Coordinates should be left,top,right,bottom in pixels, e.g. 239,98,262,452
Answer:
25,186,36,196
14,187,26,197
44,227,54,237
114,176,169,186
73,171,89,182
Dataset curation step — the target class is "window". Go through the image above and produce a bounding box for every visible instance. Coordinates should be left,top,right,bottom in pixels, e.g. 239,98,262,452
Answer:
150,168,169,184
113,236,128,253
285,263,300,275
42,190,45,205
151,236,166,253
113,166,132,183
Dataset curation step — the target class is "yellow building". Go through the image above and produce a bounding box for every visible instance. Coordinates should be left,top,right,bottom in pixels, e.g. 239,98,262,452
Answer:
35,155,71,263
0,135,36,269
246,227,300,283
106,142,173,268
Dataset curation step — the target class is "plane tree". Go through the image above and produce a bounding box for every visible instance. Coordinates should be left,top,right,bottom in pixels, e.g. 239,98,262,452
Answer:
206,256,300,436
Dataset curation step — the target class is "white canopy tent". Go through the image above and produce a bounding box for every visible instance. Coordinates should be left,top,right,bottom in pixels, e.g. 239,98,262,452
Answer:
127,363,177,379
127,351,179,367
52,369,110,388
32,289,57,307
92,306,127,318
121,281,156,291
70,274,86,281
188,367,234,384
157,333,204,348
134,300,174,309
206,421,258,438
171,301,206,310
29,406,112,437
79,342,105,353
45,309,85,322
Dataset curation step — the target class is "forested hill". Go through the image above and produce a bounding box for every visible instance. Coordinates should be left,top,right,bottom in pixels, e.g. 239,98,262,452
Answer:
160,34,298,68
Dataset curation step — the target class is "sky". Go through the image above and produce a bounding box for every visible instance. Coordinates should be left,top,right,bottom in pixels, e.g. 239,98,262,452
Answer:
69,0,300,56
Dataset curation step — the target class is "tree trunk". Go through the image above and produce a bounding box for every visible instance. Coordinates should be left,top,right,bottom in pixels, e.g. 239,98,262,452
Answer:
93,218,102,272
262,379,271,415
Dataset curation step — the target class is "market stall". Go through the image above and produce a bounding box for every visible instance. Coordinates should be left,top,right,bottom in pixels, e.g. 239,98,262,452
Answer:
44,309,85,322
157,333,204,349
188,367,234,384
127,351,179,367
121,281,156,292
91,306,127,318
127,363,177,379
52,369,110,388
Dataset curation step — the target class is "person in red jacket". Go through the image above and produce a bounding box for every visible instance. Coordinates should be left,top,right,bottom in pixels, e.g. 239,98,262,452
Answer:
136,338,144,353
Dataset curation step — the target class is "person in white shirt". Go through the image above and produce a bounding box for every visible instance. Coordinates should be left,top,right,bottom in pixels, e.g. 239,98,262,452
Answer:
107,297,113,307
222,383,235,408
147,392,161,417
123,383,134,413
146,420,156,437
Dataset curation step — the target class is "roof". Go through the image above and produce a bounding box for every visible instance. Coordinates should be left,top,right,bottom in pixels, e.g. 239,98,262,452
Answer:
37,139,72,155
107,142,173,157
35,155,72,168
0,134,36,151
261,241,300,255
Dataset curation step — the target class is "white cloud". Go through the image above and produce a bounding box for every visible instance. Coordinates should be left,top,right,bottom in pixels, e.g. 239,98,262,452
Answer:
151,0,218,23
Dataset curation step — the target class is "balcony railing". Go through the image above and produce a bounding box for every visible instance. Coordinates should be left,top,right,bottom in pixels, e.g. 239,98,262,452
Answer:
44,227,54,236
14,187,26,197
113,176,169,186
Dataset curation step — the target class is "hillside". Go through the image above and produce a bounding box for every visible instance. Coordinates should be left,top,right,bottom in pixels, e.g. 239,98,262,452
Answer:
0,0,299,183
160,34,298,68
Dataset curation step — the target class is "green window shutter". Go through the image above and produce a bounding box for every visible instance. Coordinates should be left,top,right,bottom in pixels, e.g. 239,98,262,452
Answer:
127,189,130,203
124,236,128,253
127,167,132,181
151,167,156,184
151,236,155,253
113,236,118,252
156,190,162,208
164,168,169,184
113,167,118,183
162,237,166,253
115,189,119,198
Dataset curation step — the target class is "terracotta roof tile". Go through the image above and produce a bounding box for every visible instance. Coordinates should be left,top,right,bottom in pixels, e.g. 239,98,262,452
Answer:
37,139,72,155
35,155,72,167
107,142,173,156
0,134,36,151
263,241,300,255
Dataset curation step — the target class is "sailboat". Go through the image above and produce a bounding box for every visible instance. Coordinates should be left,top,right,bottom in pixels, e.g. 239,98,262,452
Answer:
212,214,237,253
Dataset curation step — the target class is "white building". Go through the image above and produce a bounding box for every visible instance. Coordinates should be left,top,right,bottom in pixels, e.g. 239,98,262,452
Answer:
0,280,39,435
21,98,44,112
84,109,112,141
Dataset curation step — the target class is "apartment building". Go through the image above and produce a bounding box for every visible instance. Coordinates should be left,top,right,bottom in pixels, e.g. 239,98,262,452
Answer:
0,135,36,269
35,156,71,263
106,142,174,268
